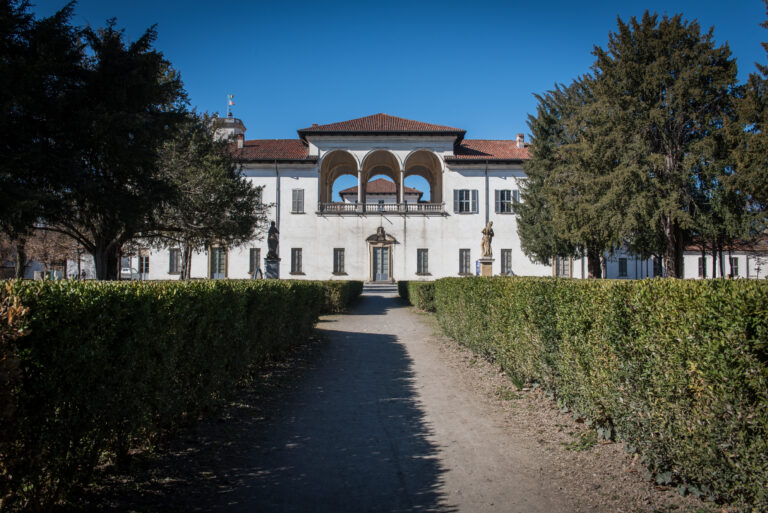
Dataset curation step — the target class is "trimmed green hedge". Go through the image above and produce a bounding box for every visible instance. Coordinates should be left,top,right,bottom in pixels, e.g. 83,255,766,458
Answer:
431,276,768,508
316,280,363,313
0,279,359,511
398,280,435,312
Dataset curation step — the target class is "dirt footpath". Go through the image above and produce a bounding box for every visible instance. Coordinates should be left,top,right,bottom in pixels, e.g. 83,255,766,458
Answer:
84,285,713,512
212,285,710,513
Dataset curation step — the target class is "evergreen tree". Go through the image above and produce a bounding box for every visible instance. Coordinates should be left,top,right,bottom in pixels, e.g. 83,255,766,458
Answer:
49,20,187,280
517,77,627,278
592,12,738,278
147,113,270,280
0,1,83,277
731,0,768,223
515,86,577,267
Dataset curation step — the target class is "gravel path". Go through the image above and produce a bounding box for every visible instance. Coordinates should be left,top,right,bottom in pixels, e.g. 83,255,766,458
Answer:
219,284,577,513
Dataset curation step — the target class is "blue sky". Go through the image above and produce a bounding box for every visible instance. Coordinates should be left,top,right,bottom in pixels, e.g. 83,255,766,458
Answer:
30,1,767,199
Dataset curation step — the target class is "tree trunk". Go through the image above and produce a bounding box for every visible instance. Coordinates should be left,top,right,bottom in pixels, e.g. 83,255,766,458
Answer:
662,215,683,278
718,243,725,279
180,244,192,280
711,241,717,279
14,240,26,279
92,244,120,280
586,243,602,279
700,246,706,278
728,246,734,278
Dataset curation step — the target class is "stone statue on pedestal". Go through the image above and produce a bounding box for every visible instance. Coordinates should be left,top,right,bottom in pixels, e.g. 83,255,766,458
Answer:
267,221,279,259
481,221,494,258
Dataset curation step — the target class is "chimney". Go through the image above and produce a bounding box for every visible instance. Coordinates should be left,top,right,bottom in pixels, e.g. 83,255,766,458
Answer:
312,123,318,127
236,133,244,149
516,133,525,148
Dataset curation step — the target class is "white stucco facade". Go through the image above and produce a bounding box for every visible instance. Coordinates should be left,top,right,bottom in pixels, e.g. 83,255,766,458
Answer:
139,113,554,282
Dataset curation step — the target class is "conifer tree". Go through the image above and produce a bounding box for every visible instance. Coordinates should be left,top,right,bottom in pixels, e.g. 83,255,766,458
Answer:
591,11,738,278
49,20,187,279
731,0,768,223
515,86,577,267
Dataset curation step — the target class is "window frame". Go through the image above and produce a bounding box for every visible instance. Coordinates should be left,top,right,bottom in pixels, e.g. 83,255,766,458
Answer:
495,190,512,213
291,248,303,274
333,248,345,274
459,248,471,275
730,257,739,277
291,189,305,214
138,255,150,275
618,257,628,277
249,248,261,274
554,256,571,277
453,189,478,214
417,248,429,275
500,249,512,274
168,248,181,274
209,246,227,279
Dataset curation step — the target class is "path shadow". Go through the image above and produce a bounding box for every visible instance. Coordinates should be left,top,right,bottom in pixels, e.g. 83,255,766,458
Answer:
212,328,454,512
76,308,454,513
347,291,406,316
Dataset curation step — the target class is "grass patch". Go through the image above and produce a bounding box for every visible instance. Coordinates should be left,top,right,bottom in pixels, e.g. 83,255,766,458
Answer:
563,430,597,452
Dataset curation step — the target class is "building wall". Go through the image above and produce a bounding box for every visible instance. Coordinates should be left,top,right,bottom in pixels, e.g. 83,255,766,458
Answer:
138,143,554,281
683,252,768,279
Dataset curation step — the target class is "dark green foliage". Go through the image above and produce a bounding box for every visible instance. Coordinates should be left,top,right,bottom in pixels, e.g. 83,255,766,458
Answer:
152,113,271,280
314,280,363,313
398,281,436,312
591,12,739,277
0,279,358,511
431,276,768,508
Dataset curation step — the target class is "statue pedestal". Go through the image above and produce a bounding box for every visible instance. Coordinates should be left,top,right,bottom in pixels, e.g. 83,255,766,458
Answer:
264,258,280,279
478,257,494,277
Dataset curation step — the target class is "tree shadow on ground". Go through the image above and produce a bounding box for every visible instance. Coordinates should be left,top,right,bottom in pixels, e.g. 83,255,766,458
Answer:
72,301,453,513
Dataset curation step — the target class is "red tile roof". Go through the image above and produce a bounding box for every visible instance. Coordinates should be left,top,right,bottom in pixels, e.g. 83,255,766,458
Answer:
339,178,423,198
298,113,466,140
231,139,315,162
446,140,530,162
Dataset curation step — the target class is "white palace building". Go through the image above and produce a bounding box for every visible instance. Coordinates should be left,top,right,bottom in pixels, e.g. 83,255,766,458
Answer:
132,113,561,281
98,113,765,282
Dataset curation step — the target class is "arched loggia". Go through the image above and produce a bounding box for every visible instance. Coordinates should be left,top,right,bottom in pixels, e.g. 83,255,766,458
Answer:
404,150,443,204
319,150,359,204
361,150,401,204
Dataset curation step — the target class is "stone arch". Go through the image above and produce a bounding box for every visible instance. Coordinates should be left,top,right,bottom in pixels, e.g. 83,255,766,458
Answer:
319,150,359,203
404,149,443,203
361,150,402,203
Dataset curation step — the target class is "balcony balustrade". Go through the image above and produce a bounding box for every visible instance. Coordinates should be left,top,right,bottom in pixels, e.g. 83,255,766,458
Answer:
317,202,445,215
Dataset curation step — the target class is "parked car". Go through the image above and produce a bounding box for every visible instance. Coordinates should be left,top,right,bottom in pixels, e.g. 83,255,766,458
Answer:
120,267,138,280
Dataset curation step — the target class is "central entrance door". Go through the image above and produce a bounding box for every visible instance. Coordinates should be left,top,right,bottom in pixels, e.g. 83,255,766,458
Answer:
373,246,390,281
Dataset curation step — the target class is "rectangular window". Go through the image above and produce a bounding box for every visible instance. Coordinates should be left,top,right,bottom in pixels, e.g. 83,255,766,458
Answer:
618,257,628,277
209,247,227,279
459,249,471,274
698,256,706,278
453,189,478,214
249,248,261,274
495,190,513,213
554,256,571,277
291,189,304,213
417,248,429,274
139,255,150,275
501,249,512,274
291,248,303,274
333,248,345,274
169,248,181,274
730,257,739,277
513,189,520,203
